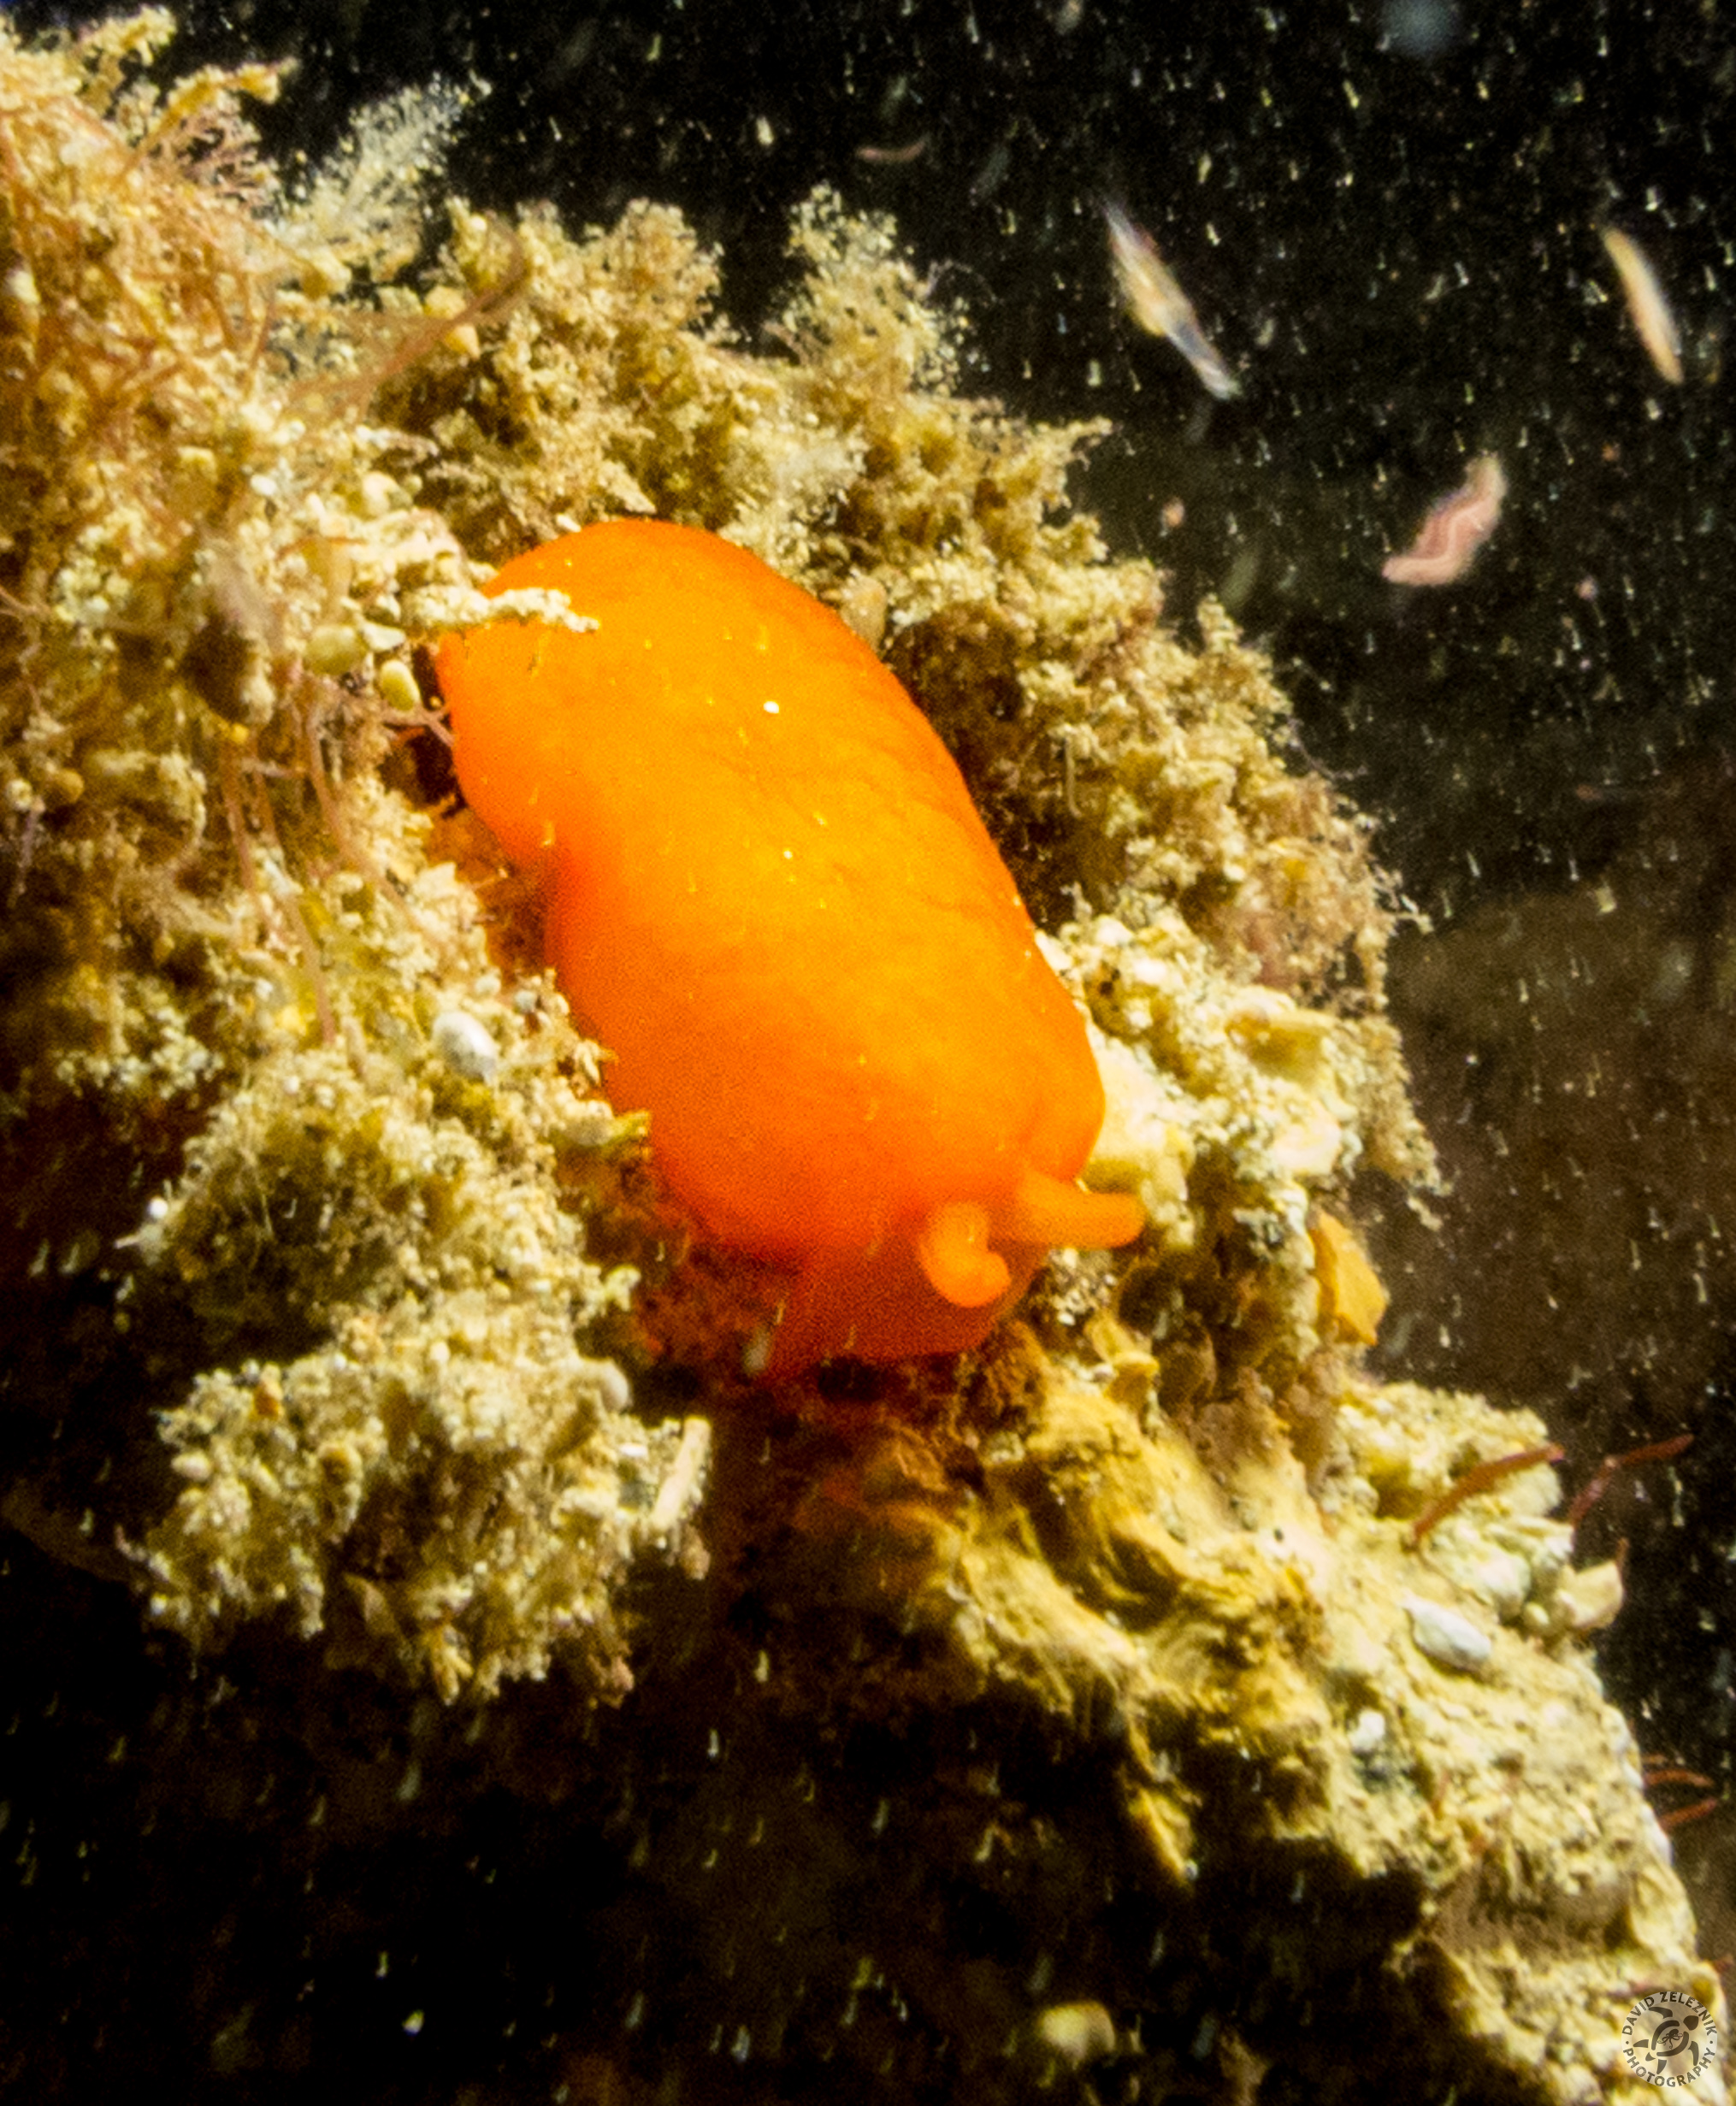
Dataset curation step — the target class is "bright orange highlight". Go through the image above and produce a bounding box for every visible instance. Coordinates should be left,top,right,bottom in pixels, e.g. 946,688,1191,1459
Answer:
435,520,1142,1373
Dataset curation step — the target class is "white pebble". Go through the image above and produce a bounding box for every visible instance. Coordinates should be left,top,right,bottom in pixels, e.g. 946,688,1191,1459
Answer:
376,659,420,712
1554,1559,1625,1635
1031,2001,1117,2068
1467,1548,1532,1621
564,1100,617,1149
1403,1595,1492,1672
430,1010,499,1082
1347,1708,1387,1755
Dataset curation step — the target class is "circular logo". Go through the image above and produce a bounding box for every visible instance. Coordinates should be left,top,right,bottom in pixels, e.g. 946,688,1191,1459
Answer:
1621,1991,1721,2090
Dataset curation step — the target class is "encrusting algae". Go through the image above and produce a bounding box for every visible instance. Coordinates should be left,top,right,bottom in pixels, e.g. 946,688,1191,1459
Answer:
0,15,1721,2101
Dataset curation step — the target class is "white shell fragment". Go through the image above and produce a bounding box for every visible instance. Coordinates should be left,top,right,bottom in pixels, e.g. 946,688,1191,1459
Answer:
1403,1594,1493,1672
430,1009,499,1082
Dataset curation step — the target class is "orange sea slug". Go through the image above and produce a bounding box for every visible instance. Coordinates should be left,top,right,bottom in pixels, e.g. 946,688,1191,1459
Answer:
435,521,1143,1373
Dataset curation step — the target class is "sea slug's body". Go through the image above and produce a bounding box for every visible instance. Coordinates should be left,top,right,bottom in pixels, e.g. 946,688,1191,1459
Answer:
436,521,1141,1372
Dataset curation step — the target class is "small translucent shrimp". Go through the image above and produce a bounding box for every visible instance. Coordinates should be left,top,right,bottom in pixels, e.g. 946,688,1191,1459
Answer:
1600,225,1684,386
1102,200,1239,400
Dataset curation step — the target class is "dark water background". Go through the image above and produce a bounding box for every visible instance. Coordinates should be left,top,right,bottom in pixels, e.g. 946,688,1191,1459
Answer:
4,0,1733,2091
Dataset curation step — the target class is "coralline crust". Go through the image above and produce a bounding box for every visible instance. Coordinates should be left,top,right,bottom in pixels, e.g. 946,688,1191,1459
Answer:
0,16,1719,2100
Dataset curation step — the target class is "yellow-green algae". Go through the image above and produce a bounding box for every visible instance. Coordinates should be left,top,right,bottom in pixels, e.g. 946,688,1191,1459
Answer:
0,16,1721,2101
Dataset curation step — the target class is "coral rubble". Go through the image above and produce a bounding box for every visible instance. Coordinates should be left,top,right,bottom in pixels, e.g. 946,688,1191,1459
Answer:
0,15,1720,2102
